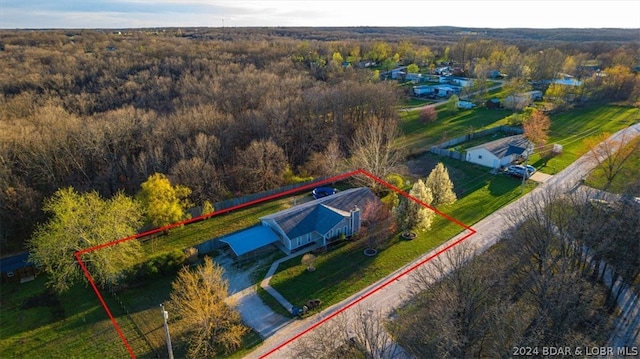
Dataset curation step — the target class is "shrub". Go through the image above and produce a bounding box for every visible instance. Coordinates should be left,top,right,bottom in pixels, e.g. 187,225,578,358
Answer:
125,249,187,282
419,106,438,123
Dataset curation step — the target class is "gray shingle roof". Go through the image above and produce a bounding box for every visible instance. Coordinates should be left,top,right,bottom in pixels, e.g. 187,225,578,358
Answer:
467,134,532,159
261,187,378,239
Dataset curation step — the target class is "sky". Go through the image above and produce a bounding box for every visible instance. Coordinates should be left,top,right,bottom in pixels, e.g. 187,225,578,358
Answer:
1,0,639,29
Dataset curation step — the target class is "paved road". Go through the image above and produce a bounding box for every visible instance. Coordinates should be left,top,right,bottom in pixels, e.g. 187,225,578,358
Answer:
243,123,640,359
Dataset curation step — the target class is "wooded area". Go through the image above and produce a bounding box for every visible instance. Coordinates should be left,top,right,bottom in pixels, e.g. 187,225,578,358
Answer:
0,27,638,255
391,189,640,357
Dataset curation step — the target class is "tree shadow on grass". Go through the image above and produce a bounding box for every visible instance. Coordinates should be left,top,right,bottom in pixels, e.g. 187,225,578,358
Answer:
488,175,521,196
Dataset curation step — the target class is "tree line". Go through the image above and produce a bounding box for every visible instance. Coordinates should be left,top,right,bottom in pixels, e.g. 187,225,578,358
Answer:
1,28,638,254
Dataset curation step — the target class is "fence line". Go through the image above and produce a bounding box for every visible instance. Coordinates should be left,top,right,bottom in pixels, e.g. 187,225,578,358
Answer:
429,125,523,159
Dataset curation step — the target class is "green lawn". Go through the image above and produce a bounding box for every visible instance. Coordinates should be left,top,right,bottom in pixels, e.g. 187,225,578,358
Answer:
138,195,302,264
397,107,512,154
269,156,535,310
0,194,306,359
528,105,638,174
0,276,146,359
586,138,640,195
4,102,636,358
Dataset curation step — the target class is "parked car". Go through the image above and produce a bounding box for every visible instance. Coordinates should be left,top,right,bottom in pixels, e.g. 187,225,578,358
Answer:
507,165,535,179
524,165,536,175
312,187,337,199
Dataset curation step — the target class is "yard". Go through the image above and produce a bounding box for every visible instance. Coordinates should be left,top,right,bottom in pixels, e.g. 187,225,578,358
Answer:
586,137,640,196
397,106,512,154
0,193,307,358
527,105,638,174
268,156,535,312
2,101,636,358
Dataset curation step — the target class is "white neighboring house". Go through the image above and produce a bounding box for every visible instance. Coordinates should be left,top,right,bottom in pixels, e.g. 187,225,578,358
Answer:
441,76,474,87
465,135,533,169
457,100,476,109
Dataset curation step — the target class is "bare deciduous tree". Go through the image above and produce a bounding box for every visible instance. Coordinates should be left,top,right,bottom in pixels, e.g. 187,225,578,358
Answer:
585,132,640,190
349,115,402,185
291,305,402,359
167,257,248,358
233,139,288,193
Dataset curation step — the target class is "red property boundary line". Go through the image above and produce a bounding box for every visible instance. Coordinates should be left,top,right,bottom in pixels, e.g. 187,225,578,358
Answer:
74,169,476,358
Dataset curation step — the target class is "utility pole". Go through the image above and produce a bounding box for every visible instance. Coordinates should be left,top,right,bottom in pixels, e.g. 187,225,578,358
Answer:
160,304,174,359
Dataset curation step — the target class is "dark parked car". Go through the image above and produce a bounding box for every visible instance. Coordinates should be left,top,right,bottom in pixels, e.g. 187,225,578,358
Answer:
312,187,337,199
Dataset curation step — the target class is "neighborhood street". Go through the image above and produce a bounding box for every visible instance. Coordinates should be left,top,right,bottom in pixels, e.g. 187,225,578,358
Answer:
241,122,640,359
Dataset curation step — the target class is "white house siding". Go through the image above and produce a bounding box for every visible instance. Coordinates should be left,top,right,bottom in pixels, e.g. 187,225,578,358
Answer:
466,148,498,168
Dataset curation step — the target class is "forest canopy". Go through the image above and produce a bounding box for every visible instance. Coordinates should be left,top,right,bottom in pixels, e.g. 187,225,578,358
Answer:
0,27,638,253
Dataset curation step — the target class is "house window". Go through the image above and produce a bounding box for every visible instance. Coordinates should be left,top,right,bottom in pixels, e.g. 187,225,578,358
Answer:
297,237,302,247
344,226,348,235
478,155,482,159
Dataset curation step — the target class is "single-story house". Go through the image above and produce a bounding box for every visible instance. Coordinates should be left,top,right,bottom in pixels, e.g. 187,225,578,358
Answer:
260,187,379,253
504,90,543,109
412,85,436,96
390,66,408,80
486,98,503,109
457,100,476,109
466,135,533,169
441,76,474,87
0,252,38,284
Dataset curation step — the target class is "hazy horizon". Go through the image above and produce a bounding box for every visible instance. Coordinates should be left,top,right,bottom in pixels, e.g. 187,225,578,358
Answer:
1,1,639,30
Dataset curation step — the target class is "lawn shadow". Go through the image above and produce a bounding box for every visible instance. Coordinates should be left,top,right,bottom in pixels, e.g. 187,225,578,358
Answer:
488,175,521,196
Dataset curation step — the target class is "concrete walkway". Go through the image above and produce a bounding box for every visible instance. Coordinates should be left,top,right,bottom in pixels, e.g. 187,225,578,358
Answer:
260,243,323,313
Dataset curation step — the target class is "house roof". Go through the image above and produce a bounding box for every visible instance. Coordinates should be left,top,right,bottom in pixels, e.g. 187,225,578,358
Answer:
467,134,532,159
219,225,280,257
0,252,31,273
261,187,378,239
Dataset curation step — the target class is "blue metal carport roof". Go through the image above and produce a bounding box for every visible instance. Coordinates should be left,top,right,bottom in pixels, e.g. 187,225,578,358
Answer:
219,225,280,257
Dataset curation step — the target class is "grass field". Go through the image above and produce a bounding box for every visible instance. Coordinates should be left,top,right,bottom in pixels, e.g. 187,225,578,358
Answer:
269,156,535,311
3,103,636,358
397,107,511,154
528,105,638,174
586,137,640,195
0,276,146,359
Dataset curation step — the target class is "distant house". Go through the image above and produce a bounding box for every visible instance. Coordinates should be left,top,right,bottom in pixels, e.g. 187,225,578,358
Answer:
486,98,503,109
0,252,38,284
412,85,436,96
260,187,379,253
390,66,408,80
441,76,474,87
457,100,476,109
504,90,543,110
405,73,423,82
466,135,533,169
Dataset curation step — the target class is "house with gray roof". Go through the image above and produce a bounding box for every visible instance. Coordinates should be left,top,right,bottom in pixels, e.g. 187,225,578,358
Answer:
465,134,533,169
260,187,379,253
